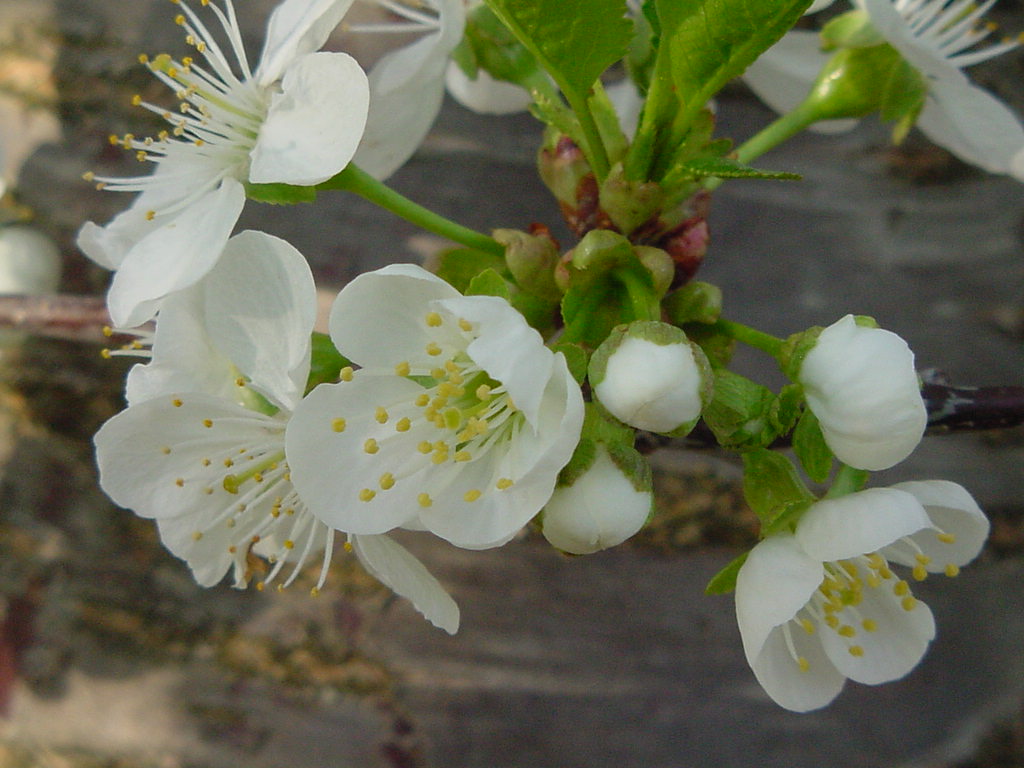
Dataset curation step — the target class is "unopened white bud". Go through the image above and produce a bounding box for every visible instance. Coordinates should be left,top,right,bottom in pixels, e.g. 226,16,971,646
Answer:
542,446,652,554
590,321,711,435
799,314,926,470
0,226,61,295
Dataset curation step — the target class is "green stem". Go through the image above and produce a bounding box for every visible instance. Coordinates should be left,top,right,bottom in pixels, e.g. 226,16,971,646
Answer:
824,464,870,499
565,89,611,183
712,319,784,357
614,268,659,322
319,164,505,257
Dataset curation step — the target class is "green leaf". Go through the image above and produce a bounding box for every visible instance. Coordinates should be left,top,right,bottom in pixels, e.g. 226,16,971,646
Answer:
306,332,352,394
551,341,590,385
461,4,545,87
769,383,803,436
245,182,317,205
792,409,834,484
655,0,812,132
483,0,632,98
742,448,815,525
467,268,512,300
436,248,507,294
705,551,749,595
671,156,801,181
702,370,777,449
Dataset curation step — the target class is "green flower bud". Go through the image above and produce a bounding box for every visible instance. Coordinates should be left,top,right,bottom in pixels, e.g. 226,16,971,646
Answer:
494,227,561,301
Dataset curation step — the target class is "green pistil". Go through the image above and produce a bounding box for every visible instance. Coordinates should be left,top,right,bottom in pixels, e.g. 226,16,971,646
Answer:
223,449,285,494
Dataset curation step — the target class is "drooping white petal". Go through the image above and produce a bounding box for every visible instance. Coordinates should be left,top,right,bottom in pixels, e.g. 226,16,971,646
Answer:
444,61,533,115
351,533,460,633
742,31,860,134
105,178,246,328
817,578,935,685
200,230,317,411
257,0,357,86
328,263,460,368
436,294,554,426
735,535,824,665
796,488,932,562
886,480,989,567
750,624,847,712
806,0,838,12
249,52,370,185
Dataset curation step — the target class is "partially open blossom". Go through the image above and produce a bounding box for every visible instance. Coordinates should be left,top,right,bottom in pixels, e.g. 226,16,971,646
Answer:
542,445,652,554
285,264,585,550
94,232,458,632
735,483,988,712
798,315,926,471
78,0,370,327
591,321,711,435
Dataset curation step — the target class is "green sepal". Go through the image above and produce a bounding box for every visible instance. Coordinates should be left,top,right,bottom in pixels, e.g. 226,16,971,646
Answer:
494,228,561,301
436,247,508,294
685,322,735,368
702,370,778,449
663,281,722,325
792,408,834,484
245,181,317,205
558,402,636,486
762,498,814,537
705,551,749,595
589,83,630,167
466,268,512,300
825,463,870,499
306,332,352,394
670,156,801,181
509,290,559,335
741,448,816,526
551,341,589,385
769,383,804,436
599,163,666,235
778,325,824,382
819,9,885,50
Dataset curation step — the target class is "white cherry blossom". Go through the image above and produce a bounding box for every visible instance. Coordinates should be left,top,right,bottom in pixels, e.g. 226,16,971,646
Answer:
735,483,988,711
78,0,370,328
95,232,458,632
285,264,585,550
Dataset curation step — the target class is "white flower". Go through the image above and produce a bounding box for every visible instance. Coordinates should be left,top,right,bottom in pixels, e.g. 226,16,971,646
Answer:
735,483,987,712
78,0,370,328
798,314,926,471
94,232,458,632
591,321,710,435
285,264,585,549
542,445,652,554
348,0,467,179
745,0,1024,177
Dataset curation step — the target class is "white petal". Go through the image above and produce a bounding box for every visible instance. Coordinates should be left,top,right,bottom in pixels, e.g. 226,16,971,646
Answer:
805,0,837,12
917,76,1024,178
605,78,644,139
742,31,858,134
750,625,846,712
351,533,460,633
437,294,554,427
250,52,370,185
256,0,356,86
125,288,236,406
887,480,989,568
818,581,935,685
735,535,824,664
444,62,533,115
105,179,246,328
201,230,317,410
352,0,465,180
796,488,932,562
328,263,460,368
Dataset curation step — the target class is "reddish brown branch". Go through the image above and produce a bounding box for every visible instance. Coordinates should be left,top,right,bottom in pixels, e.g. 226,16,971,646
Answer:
0,295,110,343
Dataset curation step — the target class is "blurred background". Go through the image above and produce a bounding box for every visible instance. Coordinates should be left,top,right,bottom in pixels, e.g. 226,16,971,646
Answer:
0,0,1022,766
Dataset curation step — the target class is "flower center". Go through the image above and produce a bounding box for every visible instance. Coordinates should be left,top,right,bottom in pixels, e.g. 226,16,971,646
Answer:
895,0,1022,69
82,0,269,219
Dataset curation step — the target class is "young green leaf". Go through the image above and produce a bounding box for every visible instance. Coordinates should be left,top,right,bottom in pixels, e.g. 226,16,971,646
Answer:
436,248,508,294
670,156,802,181
742,448,815,525
791,409,834,484
705,551,749,595
306,332,352,394
467,268,513,300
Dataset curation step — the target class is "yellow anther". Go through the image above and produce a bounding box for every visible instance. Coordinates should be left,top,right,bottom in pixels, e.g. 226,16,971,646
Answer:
100,348,112,360
310,587,320,597
496,477,514,490
108,133,120,146
901,596,917,612
395,417,411,433
426,342,442,356
425,311,443,327
893,580,909,597
476,384,492,400
395,361,411,376
431,450,449,464
464,489,482,502
223,457,234,468
343,540,354,552
437,382,456,398
944,563,960,578
431,396,448,410
430,367,445,380
340,366,354,382
848,645,865,657
175,477,185,487
363,438,379,455
912,564,928,582
375,406,389,424
799,618,815,635
444,359,459,373
359,488,376,502
454,451,472,462
861,619,878,632
181,56,192,67
837,625,856,638
415,393,430,407
138,53,150,64
202,418,213,428
841,561,859,577
458,318,473,332
417,441,432,454
194,139,204,147
825,615,840,629
915,553,932,566
191,531,203,542
83,171,96,182
200,458,210,466
418,493,433,508
255,581,265,592
174,13,186,24
197,41,207,53
253,472,263,483
879,566,893,580
379,473,395,490
937,532,957,544
797,656,810,672
145,210,156,221
130,94,142,107
161,446,172,455
283,540,295,550
433,415,446,429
